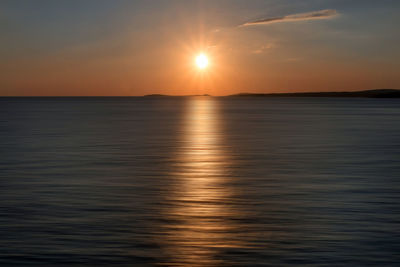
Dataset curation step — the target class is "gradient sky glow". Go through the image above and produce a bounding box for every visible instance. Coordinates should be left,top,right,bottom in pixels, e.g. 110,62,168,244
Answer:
1,0,400,96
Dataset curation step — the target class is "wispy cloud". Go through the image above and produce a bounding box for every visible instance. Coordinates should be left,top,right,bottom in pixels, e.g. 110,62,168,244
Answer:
252,43,273,54
241,9,338,27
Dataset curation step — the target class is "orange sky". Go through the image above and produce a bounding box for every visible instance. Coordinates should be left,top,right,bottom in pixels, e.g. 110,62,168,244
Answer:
1,0,399,96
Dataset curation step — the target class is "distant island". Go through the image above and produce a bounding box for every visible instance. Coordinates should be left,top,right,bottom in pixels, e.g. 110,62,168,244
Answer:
144,94,211,97
229,89,400,98
142,90,400,98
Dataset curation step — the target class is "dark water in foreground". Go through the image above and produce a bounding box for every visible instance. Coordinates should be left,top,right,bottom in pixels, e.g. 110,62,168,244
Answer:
0,97,399,266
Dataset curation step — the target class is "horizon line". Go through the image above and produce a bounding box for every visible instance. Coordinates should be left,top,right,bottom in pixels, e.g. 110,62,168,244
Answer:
0,89,399,98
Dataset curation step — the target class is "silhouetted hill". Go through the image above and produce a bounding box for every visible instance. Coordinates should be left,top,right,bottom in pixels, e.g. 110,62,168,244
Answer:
230,89,400,98
144,94,211,97
143,94,171,97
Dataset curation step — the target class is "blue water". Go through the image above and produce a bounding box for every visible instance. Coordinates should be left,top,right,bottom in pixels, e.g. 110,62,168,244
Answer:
0,97,399,266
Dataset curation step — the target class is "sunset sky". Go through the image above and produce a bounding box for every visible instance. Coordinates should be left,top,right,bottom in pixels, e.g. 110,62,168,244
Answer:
1,0,399,96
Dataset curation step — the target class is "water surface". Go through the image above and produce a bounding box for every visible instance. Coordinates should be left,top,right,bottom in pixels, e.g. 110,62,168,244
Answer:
0,97,399,266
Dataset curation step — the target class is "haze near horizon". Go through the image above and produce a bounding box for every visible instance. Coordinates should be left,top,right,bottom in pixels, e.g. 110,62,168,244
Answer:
1,0,400,96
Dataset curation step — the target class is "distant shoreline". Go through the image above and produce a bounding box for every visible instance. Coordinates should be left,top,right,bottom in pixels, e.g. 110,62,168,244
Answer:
1,89,399,98
145,89,400,98
227,89,400,98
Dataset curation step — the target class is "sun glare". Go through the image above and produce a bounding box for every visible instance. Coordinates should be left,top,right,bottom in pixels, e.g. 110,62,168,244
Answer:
195,53,209,69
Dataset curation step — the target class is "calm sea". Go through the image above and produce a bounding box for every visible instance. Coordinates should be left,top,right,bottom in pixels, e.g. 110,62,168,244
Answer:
0,97,399,266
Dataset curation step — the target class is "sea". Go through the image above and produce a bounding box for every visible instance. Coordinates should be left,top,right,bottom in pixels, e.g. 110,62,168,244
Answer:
0,96,399,266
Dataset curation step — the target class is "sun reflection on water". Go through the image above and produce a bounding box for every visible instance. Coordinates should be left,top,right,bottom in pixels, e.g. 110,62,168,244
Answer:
159,97,244,266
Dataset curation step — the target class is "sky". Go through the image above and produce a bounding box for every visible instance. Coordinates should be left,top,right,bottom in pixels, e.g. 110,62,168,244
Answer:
1,0,399,96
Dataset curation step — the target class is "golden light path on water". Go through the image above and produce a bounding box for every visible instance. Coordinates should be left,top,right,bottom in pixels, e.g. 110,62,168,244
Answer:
159,97,246,266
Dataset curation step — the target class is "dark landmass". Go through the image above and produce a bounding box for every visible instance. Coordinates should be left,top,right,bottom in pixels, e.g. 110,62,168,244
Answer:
229,89,400,98
144,90,400,98
144,94,210,97
143,94,171,97
2,90,398,98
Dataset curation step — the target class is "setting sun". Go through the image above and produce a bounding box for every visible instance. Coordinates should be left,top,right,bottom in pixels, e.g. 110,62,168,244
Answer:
195,53,209,69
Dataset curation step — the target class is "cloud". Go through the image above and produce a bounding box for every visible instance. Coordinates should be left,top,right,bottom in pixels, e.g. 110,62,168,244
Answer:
241,9,338,27
252,44,273,54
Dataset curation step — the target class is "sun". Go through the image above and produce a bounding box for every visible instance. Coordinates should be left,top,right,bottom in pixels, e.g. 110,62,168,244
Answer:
195,53,209,69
